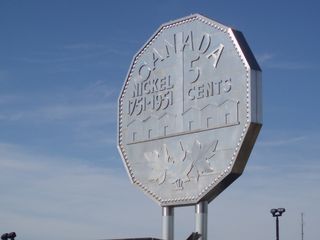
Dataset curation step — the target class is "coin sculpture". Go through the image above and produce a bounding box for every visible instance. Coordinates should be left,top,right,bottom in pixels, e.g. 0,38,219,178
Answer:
118,14,262,207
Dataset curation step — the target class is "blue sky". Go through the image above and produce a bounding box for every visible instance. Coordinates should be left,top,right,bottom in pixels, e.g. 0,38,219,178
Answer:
0,0,319,239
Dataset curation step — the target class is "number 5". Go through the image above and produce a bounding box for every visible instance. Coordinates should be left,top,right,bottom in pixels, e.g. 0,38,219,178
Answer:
189,55,200,83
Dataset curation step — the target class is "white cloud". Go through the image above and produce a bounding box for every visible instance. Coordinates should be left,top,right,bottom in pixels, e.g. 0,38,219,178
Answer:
0,103,113,123
63,43,107,50
0,94,21,105
0,81,118,149
258,135,306,147
266,60,318,70
256,53,274,63
255,53,319,70
0,80,117,123
36,103,115,121
0,143,160,240
17,41,130,66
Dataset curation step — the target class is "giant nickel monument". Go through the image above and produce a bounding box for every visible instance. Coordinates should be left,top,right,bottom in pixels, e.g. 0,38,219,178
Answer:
118,14,262,208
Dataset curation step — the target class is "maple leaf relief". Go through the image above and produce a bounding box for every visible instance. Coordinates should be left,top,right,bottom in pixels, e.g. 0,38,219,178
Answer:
144,144,172,184
185,140,218,181
144,140,218,189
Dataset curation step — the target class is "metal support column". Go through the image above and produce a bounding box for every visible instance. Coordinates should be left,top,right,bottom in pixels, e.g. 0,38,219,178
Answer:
162,206,174,240
276,216,279,240
301,213,304,240
195,201,208,240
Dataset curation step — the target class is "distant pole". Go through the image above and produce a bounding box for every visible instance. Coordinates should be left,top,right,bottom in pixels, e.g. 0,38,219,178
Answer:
301,213,304,240
195,201,208,240
162,206,174,240
270,208,285,240
276,216,279,240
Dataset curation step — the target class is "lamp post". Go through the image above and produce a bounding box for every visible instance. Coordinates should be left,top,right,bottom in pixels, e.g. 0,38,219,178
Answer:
1,232,16,240
270,208,286,240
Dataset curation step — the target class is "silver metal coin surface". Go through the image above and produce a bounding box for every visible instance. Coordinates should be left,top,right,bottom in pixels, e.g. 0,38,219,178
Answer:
118,14,262,206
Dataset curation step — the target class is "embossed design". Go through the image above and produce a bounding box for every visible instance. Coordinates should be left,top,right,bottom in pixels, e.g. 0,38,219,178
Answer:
144,144,172,184
186,140,218,180
206,43,224,68
127,99,239,144
145,140,218,190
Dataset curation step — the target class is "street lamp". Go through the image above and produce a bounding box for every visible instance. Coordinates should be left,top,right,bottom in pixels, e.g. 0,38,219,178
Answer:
1,232,16,240
270,208,286,240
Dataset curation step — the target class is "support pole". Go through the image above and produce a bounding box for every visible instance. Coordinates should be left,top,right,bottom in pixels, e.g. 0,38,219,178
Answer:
301,213,304,240
195,201,208,240
162,206,174,240
276,216,279,240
